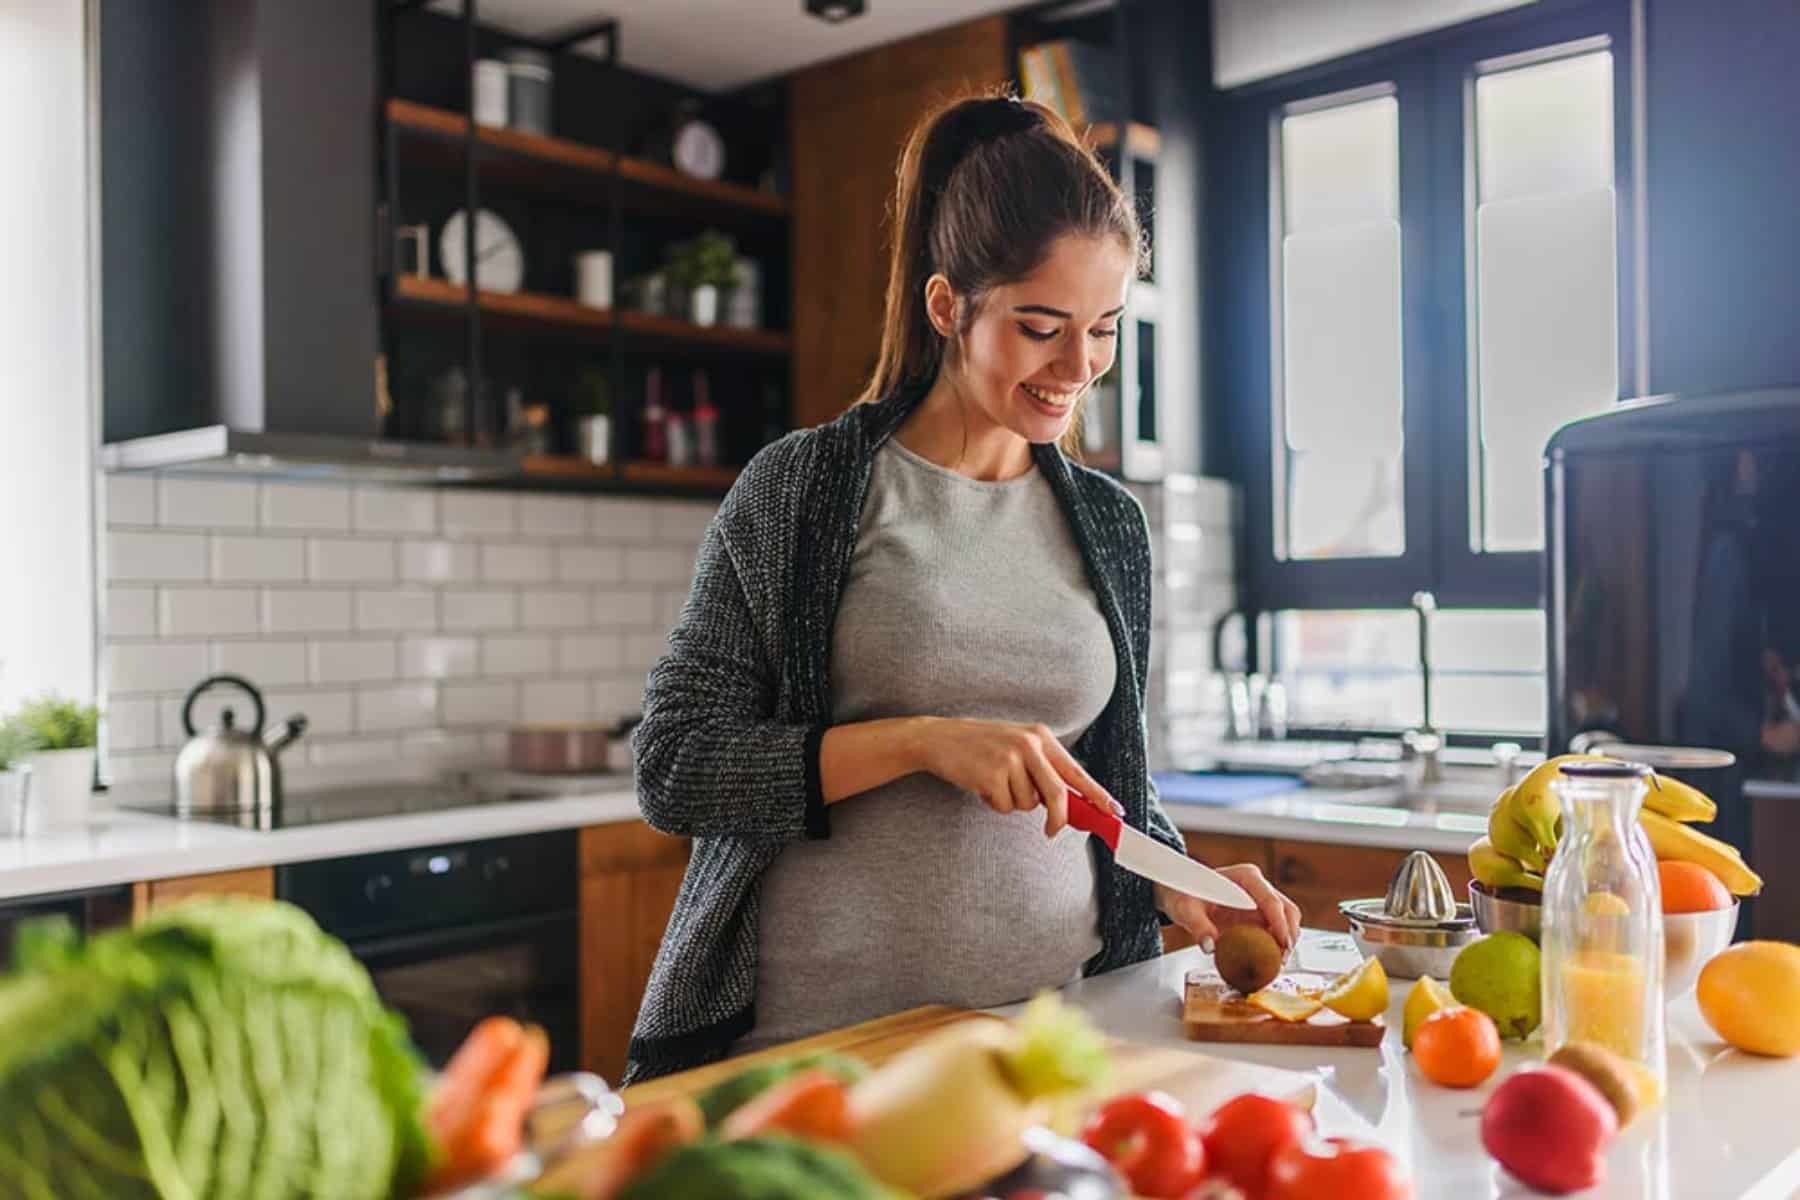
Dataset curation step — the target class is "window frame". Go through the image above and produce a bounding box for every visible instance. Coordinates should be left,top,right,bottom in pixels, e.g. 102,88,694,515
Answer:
1216,0,1636,614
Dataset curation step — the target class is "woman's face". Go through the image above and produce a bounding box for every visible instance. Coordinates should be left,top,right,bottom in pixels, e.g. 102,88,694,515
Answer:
939,234,1135,445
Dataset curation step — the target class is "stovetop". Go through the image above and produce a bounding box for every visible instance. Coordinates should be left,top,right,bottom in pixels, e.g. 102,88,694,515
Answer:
131,782,544,831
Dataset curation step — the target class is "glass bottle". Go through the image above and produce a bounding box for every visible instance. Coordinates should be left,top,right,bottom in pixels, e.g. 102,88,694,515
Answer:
1541,760,1667,1100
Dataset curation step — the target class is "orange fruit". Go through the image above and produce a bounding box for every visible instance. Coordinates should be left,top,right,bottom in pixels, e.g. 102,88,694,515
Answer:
1697,941,1800,1057
1659,860,1733,913
1413,1006,1502,1087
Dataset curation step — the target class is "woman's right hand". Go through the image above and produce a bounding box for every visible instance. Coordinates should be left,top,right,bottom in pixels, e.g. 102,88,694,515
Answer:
911,717,1120,837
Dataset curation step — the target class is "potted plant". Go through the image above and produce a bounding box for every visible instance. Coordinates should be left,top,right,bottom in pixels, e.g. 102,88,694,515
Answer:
0,719,31,837
571,368,613,465
665,230,738,326
12,694,99,829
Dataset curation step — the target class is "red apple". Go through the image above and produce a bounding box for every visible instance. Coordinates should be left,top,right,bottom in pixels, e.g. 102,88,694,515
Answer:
1480,1065,1618,1195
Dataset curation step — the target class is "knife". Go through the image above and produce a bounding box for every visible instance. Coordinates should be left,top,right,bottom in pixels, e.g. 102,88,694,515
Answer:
1066,788,1257,910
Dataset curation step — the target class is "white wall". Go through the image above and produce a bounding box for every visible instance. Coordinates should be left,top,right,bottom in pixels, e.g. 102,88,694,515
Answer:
0,0,96,709
1212,0,1539,88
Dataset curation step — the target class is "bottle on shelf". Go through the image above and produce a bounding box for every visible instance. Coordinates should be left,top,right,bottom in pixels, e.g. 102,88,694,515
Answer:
693,370,721,467
641,366,668,463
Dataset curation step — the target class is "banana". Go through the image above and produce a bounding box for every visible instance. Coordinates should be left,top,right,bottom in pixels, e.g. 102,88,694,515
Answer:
1508,753,1604,853
1469,836,1546,892
1638,809,1763,896
1641,772,1717,823
1488,788,1550,873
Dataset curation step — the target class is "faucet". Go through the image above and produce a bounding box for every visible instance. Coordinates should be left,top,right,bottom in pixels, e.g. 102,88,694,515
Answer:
1403,590,1443,785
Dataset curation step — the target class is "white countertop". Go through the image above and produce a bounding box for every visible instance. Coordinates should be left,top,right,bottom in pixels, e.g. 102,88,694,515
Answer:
993,940,1800,1200
0,789,641,900
0,779,1479,902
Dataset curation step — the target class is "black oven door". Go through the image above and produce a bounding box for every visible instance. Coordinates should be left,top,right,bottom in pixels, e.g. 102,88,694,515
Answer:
350,909,580,1073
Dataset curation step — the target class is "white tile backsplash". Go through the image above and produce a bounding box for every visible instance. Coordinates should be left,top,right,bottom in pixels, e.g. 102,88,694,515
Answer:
265,588,353,634
308,538,396,583
159,587,260,637
310,639,398,684
209,639,310,686
101,478,720,773
355,588,437,632
212,535,306,582
520,495,588,539
355,487,438,534
442,493,517,536
400,540,479,583
261,483,351,531
159,478,257,528
109,531,208,581
481,543,554,583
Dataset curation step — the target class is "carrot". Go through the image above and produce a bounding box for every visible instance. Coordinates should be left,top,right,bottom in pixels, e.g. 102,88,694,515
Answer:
426,1022,550,1193
718,1067,854,1143
428,1015,525,1141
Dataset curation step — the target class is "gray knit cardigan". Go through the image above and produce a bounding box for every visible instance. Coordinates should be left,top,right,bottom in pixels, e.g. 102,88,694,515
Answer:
624,384,1183,1083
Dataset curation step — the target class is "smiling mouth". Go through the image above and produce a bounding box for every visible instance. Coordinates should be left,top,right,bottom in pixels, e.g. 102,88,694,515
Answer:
1019,381,1082,411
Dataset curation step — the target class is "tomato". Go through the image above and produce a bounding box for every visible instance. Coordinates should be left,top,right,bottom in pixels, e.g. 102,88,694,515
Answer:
1080,1091,1207,1199
1265,1137,1410,1200
1199,1093,1313,1196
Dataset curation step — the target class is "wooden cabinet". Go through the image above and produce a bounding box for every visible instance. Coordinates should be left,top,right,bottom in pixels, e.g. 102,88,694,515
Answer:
579,822,690,1085
1268,840,1472,932
788,16,1011,429
132,866,275,920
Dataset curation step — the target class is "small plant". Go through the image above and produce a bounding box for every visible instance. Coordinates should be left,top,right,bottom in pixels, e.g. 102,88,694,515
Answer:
11,695,99,752
0,719,32,771
665,230,739,291
571,368,612,418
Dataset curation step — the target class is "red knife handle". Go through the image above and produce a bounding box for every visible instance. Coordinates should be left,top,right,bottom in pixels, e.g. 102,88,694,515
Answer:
1065,787,1122,851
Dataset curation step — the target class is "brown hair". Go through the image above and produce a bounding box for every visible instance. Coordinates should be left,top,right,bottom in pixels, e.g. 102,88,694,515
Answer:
857,91,1147,455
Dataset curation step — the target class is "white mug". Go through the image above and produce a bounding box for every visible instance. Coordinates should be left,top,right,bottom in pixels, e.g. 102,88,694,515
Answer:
473,59,509,127
575,250,614,309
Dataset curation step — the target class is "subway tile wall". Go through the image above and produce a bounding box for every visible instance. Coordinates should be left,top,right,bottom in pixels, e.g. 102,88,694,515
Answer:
100,476,716,785
100,472,1241,786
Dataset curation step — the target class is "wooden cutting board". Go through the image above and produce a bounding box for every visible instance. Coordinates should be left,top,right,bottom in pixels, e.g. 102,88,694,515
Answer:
622,1003,1319,1116
1183,968,1385,1047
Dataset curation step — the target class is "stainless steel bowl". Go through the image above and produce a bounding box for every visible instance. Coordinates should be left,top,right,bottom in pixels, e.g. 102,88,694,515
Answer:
1663,901,1740,998
1469,881,1543,941
1339,898,1480,979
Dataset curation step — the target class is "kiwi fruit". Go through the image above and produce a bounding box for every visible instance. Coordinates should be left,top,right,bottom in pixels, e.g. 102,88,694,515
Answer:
1547,1041,1642,1127
1214,924,1283,995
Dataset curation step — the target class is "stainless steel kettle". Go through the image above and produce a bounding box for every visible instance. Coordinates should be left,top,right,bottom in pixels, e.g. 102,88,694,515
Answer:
174,675,306,814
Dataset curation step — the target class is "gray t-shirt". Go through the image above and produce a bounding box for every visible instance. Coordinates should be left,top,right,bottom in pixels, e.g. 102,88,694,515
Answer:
744,437,1116,1050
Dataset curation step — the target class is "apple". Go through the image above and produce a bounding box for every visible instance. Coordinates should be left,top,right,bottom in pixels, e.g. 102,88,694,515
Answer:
1480,1065,1618,1194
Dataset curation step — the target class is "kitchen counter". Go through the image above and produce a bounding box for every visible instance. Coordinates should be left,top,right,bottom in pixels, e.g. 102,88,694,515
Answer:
0,777,1481,902
990,939,1800,1200
0,788,641,900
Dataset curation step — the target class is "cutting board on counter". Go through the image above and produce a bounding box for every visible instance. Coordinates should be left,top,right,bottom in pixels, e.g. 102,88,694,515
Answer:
1183,969,1385,1047
623,1004,1318,1115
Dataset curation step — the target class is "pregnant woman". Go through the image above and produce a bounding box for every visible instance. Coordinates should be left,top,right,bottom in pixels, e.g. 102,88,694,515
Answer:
626,93,1300,1083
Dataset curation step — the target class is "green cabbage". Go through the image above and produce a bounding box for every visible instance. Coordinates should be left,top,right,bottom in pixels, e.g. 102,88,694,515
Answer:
0,898,430,1200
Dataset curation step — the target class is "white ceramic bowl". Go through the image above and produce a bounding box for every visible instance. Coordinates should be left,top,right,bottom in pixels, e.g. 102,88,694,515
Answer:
1663,900,1740,998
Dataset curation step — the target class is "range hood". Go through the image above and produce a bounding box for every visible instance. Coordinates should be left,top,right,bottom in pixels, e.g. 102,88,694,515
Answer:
99,428,521,484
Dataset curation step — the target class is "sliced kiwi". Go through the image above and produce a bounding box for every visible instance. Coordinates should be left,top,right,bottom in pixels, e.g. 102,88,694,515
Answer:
1214,925,1282,995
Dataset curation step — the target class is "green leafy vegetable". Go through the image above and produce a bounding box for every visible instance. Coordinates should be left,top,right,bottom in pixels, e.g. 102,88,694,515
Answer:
0,898,430,1200
695,1052,867,1129
618,1135,899,1200
9,694,100,752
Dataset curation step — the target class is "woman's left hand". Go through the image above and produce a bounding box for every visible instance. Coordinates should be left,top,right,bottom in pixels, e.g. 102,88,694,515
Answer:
1155,865,1302,956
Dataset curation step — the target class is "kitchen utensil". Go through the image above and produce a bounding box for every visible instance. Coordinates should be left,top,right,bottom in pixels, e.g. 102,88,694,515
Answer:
1664,901,1739,999
1067,789,1256,909
508,723,613,774
502,47,552,135
174,674,306,815
1339,898,1479,979
473,58,509,127
574,250,613,308
1182,970,1386,1047
1469,880,1543,940
1386,849,1458,923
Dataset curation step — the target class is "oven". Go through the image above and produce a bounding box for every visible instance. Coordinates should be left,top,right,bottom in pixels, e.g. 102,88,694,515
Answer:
277,830,580,1072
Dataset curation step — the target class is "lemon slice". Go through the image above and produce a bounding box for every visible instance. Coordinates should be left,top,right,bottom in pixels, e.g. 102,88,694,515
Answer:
1249,990,1325,1022
1403,976,1457,1048
1321,956,1389,1022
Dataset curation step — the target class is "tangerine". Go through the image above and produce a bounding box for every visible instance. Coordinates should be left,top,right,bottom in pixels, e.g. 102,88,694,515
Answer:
1658,860,1732,913
1413,1005,1502,1087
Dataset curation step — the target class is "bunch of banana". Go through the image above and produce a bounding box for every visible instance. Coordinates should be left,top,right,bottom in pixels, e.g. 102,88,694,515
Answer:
1468,754,1762,897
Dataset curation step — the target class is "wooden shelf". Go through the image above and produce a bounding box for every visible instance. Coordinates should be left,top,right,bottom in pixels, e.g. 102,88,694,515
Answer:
1085,121,1161,159
386,98,788,223
521,455,739,491
390,274,791,356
